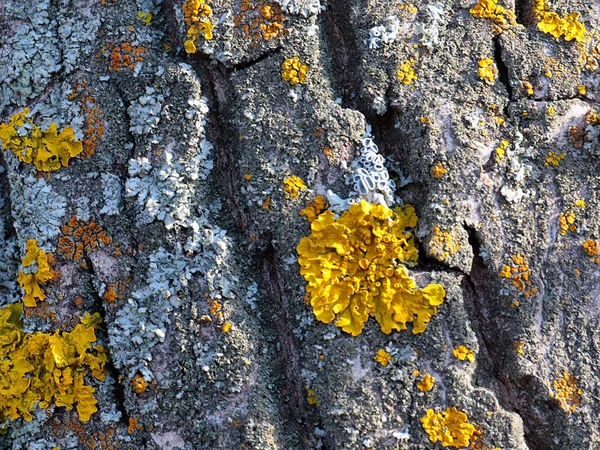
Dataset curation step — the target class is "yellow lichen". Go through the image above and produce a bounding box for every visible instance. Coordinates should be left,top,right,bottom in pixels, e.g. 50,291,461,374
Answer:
307,387,319,406
534,1,586,42
0,304,107,422
500,253,537,297
131,373,149,394
583,239,599,257
559,211,577,235
397,59,418,85
222,322,233,333
182,0,214,55
374,349,392,366
577,85,587,95
0,109,83,172
545,151,566,166
429,226,461,261
420,407,476,448
281,56,308,85
469,0,516,34
495,139,509,162
18,239,54,308
549,371,582,413
283,175,307,199
453,345,475,363
432,163,448,179
477,58,497,83
297,200,446,336
300,196,329,222
523,81,534,96
417,373,435,392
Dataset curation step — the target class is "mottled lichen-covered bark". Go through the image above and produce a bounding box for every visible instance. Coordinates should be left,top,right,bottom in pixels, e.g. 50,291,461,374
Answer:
1,0,600,449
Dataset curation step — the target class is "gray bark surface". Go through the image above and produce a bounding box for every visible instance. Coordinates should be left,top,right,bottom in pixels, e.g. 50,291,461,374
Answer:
0,0,598,449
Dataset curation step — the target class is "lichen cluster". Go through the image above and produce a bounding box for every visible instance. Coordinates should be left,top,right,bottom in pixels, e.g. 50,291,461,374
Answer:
183,0,214,54
397,59,417,85
0,109,83,172
18,239,54,308
281,57,309,85
499,253,537,297
550,372,582,413
469,0,516,34
108,43,147,72
297,200,445,336
477,58,497,83
57,216,113,264
420,407,476,448
283,175,307,198
534,1,586,42
0,303,107,422
234,0,286,45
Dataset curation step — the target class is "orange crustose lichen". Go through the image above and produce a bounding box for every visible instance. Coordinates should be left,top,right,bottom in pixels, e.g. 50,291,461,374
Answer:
283,175,307,198
0,109,83,172
108,43,147,71
70,79,104,158
0,304,107,422
18,239,54,308
499,253,537,297
234,0,285,46
550,371,582,413
297,200,445,336
420,407,476,448
534,1,586,42
58,217,113,264
282,57,309,85
469,0,516,34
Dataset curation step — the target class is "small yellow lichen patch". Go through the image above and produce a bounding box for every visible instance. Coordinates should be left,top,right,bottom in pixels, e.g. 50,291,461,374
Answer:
0,109,83,172
18,239,54,308
534,1,586,42
574,199,586,208
300,196,329,222
374,349,392,366
307,387,319,406
283,175,307,199
297,201,445,336
577,85,587,95
0,304,107,422
469,0,516,33
500,253,537,297
397,59,417,85
420,407,476,448
131,373,149,394
137,11,152,26
432,163,448,179
545,151,566,166
550,371,582,413
583,239,599,257
182,0,214,55
495,139,509,162
477,58,497,83
282,56,308,85
523,81,534,95
417,373,435,392
513,341,524,355
453,345,475,363
222,322,233,333
429,226,461,261
559,211,577,235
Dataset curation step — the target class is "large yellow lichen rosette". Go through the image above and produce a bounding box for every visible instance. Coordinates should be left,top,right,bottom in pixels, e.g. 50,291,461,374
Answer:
297,200,445,336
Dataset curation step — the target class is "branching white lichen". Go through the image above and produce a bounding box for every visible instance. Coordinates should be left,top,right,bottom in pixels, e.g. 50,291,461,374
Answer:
100,173,123,216
128,87,164,136
366,16,400,49
275,0,322,17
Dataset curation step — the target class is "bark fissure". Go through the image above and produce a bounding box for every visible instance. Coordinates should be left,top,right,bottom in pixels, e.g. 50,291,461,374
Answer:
493,36,513,101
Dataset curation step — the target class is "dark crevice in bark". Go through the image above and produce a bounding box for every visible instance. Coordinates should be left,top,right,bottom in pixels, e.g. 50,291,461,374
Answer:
0,152,16,241
261,242,320,450
193,59,249,231
462,225,546,450
493,36,513,102
515,0,534,26
227,46,284,73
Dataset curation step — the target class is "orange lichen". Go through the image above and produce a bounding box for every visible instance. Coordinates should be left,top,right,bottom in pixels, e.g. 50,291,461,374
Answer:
234,0,286,46
583,239,599,257
477,58,497,83
495,139,509,162
131,373,149,394
513,341,524,355
183,0,214,54
283,175,307,198
374,349,392,366
453,345,475,363
432,163,448,179
282,57,309,85
0,304,107,422
297,201,445,336
549,371,582,413
499,254,537,297
300,196,329,222
559,211,577,235
420,407,476,448
429,226,461,261
0,109,83,172
58,217,113,264
128,417,142,434
469,0,516,34
50,417,119,450
306,387,319,406
18,239,54,308
417,373,435,392
534,1,586,42
71,79,104,158
397,59,418,85
108,43,146,71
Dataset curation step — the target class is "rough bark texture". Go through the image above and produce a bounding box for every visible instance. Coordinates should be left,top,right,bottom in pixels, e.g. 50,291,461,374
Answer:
1,0,599,449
